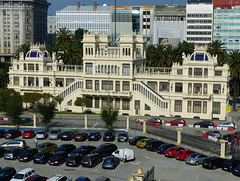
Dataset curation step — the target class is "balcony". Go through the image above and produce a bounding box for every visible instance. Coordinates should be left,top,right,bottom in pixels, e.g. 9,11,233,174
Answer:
183,93,211,100
81,89,131,97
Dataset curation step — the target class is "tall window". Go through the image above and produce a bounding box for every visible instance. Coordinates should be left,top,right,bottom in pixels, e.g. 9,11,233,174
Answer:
122,98,130,110
115,81,120,91
95,97,99,108
193,101,201,113
213,102,221,114
193,83,202,94
135,100,140,110
122,64,130,75
86,80,92,89
203,84,208,94
159,82,169,92
194,68,202,76
174,100,182,112
213,84,221,94
188,68,192,76
13,76,19,85
175,83,182,92
115,98,120,109
188,83,192,93
147,81,157,91
187,101,191,113
85,63,93,73
95,80,99,90
123,81,130,91
102,81,113,90
204,68,208,77
203,101,207,113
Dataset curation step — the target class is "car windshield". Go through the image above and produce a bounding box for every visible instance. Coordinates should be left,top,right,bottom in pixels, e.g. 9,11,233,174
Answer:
97,145,106,151
82,157,90,162
35,153,44,158
104,158,113,163
90,133,97,136
0,171,7,176
5,150,14,154
133,137,142,141
51,131,58,134
37,132,44,134
105,132,112,136
62,132,70,135
21,150,31,156
168,148,175,151
52,153,63,159
24,131,31,133
190,153,199,158
140,139,145,143
177,152,183,155
14,174,24,179
38,144,46,149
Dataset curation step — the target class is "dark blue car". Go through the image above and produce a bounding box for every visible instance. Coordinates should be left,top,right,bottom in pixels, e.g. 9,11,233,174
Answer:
102,156,120,169
75,177,91,181
194,121,214,128
233,165,240,177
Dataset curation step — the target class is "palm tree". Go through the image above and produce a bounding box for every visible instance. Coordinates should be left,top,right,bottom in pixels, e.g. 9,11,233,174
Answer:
207,40,227,65
175,41,195,64
59,42,82,65
54,27,73,52
229,50,240,111
14,43,30,59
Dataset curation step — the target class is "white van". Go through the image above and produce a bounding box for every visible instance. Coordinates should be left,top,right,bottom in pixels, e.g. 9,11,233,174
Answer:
11,168,36,181
112,148,134,161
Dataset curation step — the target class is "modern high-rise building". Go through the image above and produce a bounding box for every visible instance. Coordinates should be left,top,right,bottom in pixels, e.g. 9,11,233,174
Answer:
153,5,186,46
186,0,213,46
47,15,56,46
0,0,50,61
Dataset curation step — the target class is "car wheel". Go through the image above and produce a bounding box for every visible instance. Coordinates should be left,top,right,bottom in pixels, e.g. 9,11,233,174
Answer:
213,165,216,170
195,161,199,166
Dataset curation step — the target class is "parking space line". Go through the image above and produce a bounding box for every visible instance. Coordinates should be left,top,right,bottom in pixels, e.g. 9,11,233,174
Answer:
92,123,98,128
93,164,102,171
111,162,122,173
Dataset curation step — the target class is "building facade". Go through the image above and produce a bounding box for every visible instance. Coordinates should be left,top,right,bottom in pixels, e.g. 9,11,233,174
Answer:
186,0,213,46
8,33,230,120
0,0,50,61
47,15,56,46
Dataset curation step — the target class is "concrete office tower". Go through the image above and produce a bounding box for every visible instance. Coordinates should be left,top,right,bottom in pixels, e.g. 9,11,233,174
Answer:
154,5,186,46
186,0,213,46
213,0,240,51
0,0,50,61
47,15,56,46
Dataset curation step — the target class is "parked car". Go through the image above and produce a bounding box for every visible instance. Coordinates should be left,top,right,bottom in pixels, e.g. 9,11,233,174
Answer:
194,121,214,128
4,130,21,139
0,148,5,157
136,138,153,148
4,148,23,160
129,136,147,146
0,130,6,138
202,157,226,169
95,177,110,181
91,143,117,157
157,143,175,154
60,131,74,141
102,156,120,169
206,130,222,139
36,131,48,139
164,146,184,157
22,130,36,139
81,154,103,167
48,151,68,166
75,177,91,181
232,131,240,139
222,159,240,172
1,140,27,150
18,148,38,162
165,119,186,126
232,165,240,177
49,130,61,140
112,148,134,161
103,131,115,141
66,154,82,167
74,132,88,141
146,118,162,126
222,134,232,143
46,175,72,181
34,151,53,164
70,145,96,156
26,175,48,181
11,168,36,181
185,153,209,166
88,132,101,141
146,140,165,152
37,142,57,153
117,133,129,142
0,167,16,181
52,144,76,155
217,122,235,129
175,149,195,161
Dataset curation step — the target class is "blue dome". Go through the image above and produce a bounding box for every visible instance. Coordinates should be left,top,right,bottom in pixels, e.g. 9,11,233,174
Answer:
190,52,209,61
26,50,51,59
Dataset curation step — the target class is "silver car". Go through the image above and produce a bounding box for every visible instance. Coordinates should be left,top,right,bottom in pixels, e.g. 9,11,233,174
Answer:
206,130,222,139
217,122,235,129
49,130,61,140
185,153,208,166
36,131,48,139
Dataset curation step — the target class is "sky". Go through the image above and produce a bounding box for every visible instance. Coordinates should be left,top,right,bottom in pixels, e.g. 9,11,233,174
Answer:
48,0,187,16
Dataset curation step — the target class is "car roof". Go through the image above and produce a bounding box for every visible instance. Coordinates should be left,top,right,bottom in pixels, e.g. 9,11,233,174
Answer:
0,167,14,171
17,168,34,174
179,149,192,153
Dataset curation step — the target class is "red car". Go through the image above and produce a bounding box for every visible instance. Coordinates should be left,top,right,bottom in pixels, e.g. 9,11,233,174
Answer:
232,131,240,139
146,118,162,126
74,132,88,141
22,129,36,138
175,149,196,161
165,119,186,126
164,146,184,157
26,175,48,181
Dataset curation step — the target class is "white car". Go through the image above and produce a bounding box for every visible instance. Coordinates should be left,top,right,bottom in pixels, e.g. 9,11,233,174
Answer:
36,131,48,139
217,122,235,129
11,168,36,181
47,175,72,181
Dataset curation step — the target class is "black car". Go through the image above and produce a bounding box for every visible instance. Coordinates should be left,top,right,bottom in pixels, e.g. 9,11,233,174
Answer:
0,148,6,157
118,133,129,142
222,159,240,172
233,165,240,177
4,148,23,160
194,121,214,128
74,132,88,141
18,148,38,162
34,151,53,164
202,157,226,170
91,143,117,157
103,131,115,141
157,143,175,154
88,132,101,141
4,130,21,139
52,144,76,154
129,136,147,145
48,151,68,166
60,131,74,141
70,145,96,156
81,154,103,167
0,167,16,181
66,154,82,167
146,140,165,152
0,130,6,138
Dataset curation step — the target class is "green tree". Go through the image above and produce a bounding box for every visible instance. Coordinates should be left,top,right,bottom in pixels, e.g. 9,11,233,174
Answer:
14,43,30,59
37,101,56,129
5,91,23,127
229,50,240,110
40,93,53,106
74,28,87,40
54,96,64,111
207,40,227,65
22,93,42,112
74,97,92,113
0,89,15,111
100,107,119,131
175,41,195,64
54,27,73,52
0,68,9,89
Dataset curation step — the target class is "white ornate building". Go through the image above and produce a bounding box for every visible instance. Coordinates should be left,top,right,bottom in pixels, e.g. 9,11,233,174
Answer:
8,32,230,120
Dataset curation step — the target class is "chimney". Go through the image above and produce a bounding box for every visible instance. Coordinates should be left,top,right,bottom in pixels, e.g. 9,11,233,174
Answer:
77,2,80,8
93,2,98,7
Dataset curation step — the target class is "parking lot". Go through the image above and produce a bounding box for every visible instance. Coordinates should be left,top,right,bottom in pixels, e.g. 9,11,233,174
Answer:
0,132,239,181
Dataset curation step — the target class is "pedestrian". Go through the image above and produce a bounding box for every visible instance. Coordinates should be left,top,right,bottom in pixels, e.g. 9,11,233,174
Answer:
34,138,38,147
